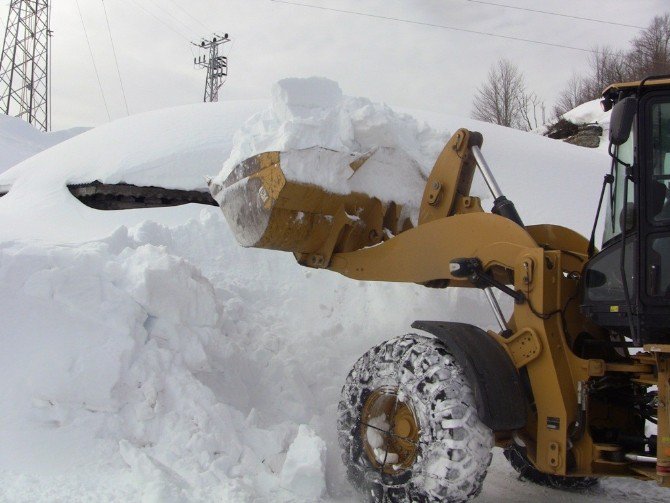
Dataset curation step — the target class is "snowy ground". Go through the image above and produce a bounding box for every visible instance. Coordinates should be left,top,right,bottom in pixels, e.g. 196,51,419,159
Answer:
0,78,668,502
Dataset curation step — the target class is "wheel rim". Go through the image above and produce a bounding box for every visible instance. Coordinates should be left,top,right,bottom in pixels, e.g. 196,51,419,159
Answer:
360,386,420,475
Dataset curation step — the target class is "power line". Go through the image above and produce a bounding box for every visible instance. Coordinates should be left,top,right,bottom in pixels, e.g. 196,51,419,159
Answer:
125,0,191,42
101,0,129,116
269,0,615,55
75,0,111,121
465,1,644,30
146,0,198,36
165,0,212,34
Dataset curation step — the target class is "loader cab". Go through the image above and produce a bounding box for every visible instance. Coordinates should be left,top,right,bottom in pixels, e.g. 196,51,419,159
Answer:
582,77,670,345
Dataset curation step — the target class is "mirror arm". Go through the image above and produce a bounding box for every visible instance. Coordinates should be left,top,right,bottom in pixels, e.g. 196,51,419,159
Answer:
608,141,632,170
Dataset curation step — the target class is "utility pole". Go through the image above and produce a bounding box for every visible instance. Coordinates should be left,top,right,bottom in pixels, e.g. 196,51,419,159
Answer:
0,1,51,131
193,33,230,102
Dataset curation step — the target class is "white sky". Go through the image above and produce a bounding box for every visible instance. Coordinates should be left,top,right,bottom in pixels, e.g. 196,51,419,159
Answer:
1,0,667,130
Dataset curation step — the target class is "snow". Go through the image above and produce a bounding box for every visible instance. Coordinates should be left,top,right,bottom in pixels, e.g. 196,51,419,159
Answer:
280,147,427,208
563,99,611,153
0,113,85,176
563,99,610,129
0,100,266,194
366,415,401,465
366,414,390,451
0,100,265,243
0,78,667,502
533,99,611,153
279,425,327,500
214,77,443,183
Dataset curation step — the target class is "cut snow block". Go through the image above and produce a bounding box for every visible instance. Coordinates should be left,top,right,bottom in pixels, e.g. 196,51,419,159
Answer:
209,146,415,268
280,425,326,500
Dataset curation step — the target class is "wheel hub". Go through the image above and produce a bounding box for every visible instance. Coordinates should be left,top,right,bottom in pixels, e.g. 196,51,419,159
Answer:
360,386,420,475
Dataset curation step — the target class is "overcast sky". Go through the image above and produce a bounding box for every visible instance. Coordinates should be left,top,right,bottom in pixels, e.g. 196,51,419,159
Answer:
1,0,668,130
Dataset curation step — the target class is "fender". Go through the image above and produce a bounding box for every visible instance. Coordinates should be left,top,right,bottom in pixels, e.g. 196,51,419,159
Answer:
412,320,526,431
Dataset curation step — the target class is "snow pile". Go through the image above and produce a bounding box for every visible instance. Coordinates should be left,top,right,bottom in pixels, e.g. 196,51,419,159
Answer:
279,425,326,499
0,100,264,243
535,100,610,152
0,100,265,194
218,77,445,178
2,79,667,502
0,210,472,502
211,78,444,235
563,99,611,152
563,99,610,129
275,146,427,209
0,113,85,175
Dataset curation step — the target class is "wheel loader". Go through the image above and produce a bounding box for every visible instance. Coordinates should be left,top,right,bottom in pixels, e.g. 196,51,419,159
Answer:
206,75,670,502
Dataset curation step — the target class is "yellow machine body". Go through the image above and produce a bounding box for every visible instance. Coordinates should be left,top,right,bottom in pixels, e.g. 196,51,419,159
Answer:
212,125,670,486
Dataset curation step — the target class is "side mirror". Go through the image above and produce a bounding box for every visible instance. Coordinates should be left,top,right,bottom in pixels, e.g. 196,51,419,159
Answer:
609,96,637,146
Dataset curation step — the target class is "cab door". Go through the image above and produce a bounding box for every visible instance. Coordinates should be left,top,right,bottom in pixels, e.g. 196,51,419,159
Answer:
640,93,670,336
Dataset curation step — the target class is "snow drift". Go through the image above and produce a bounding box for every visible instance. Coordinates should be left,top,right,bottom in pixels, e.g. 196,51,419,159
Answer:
0,113,85,175
2,78,667,502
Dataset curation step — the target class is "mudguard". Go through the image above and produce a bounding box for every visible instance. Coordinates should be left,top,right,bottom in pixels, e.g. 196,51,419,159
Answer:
411,320,526,431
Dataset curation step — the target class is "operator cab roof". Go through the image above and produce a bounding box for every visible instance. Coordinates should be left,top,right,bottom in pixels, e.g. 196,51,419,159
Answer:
603,77,670,100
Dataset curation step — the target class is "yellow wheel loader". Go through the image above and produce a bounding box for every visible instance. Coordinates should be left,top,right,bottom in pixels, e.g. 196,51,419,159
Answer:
209,77,670,502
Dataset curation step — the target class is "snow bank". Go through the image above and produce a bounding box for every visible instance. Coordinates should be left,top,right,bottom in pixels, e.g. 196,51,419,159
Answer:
0,210,478,502
534,99,610,152
0,113,85,175
563,99,611,152
0,100,265,193
563,99,610,128
0,100,264,243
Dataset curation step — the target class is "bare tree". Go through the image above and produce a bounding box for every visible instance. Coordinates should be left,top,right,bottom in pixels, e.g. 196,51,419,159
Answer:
518,91,545,131
553,14,670,117
554,74,588,118
585,46,631,97
629,13,670,76
555,47,632,117
471,59,526,128
472,59,545,131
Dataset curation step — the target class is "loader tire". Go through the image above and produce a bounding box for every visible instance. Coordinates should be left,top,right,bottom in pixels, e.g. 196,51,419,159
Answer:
338,334,494,503
503,444,598,490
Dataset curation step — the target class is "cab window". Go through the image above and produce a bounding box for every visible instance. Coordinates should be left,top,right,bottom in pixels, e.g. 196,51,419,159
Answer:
603,125,635,244
650,102,670,222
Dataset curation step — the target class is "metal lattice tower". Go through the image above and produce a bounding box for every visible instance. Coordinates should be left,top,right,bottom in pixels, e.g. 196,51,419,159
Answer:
193,33,230,102
0,1,51,131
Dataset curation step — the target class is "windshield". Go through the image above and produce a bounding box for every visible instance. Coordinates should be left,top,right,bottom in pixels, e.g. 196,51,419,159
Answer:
650,102,670,222
603,125,635,244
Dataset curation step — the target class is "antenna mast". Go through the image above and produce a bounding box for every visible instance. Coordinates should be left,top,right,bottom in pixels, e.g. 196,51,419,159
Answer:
193,33,230,102
0,0,51,131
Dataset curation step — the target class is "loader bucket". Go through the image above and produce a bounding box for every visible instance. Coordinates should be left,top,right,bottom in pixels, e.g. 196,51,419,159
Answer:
209,147,416,267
